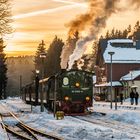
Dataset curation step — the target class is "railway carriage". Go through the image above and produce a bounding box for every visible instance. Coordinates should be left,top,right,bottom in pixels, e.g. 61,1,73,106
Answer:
23,69,93,115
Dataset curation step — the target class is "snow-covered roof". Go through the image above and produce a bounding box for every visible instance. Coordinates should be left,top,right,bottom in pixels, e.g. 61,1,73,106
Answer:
103,39,140,63
95,81,122,87
120,70,140,81
108,39,133,43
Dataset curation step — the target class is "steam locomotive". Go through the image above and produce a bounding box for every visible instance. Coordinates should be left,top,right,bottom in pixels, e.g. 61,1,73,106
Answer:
22,69,93,115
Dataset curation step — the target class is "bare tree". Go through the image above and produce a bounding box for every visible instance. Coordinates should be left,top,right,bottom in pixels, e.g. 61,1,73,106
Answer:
0,0,13,37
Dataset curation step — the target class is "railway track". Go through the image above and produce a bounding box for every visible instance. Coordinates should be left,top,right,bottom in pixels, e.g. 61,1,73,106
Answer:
0,103,64,140
72,114,140,138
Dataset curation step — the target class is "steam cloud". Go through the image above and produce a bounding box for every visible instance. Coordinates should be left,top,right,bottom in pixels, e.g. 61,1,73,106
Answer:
60,0,140,70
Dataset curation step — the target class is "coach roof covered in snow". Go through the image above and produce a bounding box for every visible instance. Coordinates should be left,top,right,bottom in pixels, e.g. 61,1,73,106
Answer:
103,39,140,63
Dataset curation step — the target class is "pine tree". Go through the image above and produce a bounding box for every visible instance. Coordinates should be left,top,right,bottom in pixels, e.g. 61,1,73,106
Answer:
122,29,128,38
133,21,140,40
46,36,64,76
127,25,131,33
117,30,122,38
110,28,115,38
105,30,110,39
134,21,140,31
134,27,140,40
34,40,47,78
99,35,104,40
127,25,132,39
89,41,99,71
0,38,7,99
115,29,119,38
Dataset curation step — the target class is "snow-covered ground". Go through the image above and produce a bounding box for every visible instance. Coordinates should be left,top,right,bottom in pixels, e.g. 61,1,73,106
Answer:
1,97,140,140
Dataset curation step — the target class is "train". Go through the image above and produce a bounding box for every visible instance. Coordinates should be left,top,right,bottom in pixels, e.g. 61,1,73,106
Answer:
22,69,94,115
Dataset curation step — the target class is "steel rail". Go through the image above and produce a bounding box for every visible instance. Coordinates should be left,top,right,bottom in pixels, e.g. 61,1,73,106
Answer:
1,115,34,140
4,123,32,140
0,116,10,140
10,112,63,140
73,115,140,136
1,114,38,140
19,122,64,140
16,122,38,140
1,103,64,140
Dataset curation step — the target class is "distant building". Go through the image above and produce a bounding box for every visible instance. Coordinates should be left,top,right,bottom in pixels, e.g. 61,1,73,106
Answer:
94,39,140,101
120,70,140,96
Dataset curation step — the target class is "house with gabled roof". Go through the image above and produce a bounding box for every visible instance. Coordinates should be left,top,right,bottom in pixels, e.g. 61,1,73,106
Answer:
94,39,140,101
120,70,140,95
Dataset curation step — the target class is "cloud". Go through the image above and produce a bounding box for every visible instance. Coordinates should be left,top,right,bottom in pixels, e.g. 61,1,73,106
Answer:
7,0,88,56
53,0,86,5
12,2,87,19
12,0,64,14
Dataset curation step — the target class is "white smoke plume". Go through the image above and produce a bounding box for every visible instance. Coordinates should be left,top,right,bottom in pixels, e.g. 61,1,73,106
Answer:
60,43,73,69
68,0,120,69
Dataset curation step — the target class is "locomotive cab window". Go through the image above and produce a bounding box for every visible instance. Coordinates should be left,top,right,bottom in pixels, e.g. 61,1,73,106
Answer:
84,74,93,87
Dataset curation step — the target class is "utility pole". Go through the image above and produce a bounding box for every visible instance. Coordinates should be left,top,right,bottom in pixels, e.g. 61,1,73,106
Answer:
54,76,57,118
40,52,46,112
108,52,115,109
35,70,39,105
19,75,22,99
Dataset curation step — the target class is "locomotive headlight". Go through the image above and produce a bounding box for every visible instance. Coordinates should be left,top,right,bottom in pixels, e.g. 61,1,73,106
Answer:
75,82,80,87
86,96,90,101
64,96,69,101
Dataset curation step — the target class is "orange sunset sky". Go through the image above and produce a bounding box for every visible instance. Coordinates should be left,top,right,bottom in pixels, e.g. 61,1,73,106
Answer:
4,0,140,56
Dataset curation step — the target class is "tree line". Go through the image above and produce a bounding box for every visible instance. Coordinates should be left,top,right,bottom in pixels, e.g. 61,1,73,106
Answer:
102,21,140,40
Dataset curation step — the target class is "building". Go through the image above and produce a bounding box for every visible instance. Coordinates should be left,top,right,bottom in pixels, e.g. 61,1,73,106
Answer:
95,39,140,101
120,70,140,95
